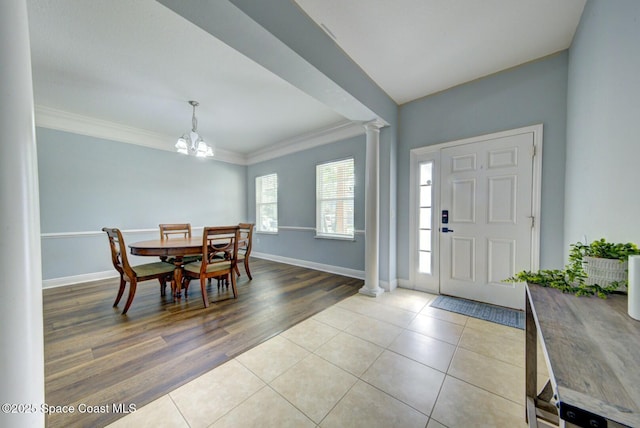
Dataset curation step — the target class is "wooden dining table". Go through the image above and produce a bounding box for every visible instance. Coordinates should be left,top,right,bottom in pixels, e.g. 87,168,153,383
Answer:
129,236,247,299
129,237,202,298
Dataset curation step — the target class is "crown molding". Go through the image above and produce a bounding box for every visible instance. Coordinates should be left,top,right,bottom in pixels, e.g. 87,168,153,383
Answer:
34,105,244,165
246,121,366,164
35,106,367,166
35,105,169,148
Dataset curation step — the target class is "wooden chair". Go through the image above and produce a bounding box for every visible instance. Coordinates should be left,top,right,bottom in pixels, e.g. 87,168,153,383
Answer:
159,223,192,240
236,223,254,280
102,227,175,315
182,226,240,308
159,223,201,264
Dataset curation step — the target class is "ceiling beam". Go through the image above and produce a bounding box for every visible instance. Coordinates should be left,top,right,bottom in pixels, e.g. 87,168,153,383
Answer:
156,0,396,126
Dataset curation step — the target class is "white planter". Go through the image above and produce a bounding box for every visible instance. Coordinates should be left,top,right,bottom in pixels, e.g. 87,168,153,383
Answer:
583,256,628,293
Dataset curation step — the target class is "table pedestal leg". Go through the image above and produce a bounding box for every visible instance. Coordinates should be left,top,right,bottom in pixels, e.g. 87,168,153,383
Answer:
172,257,184,300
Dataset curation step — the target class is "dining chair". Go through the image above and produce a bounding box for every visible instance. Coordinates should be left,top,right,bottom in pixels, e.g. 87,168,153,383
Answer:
182,226,240,308
236,223,254,280
102,227,175,315
159,223,192,240
159,223,201,264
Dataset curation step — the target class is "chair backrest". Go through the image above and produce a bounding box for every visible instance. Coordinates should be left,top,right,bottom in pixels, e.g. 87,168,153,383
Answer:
238,223,254,256
159,223,192,240
102,227,134,279
201,226,240,273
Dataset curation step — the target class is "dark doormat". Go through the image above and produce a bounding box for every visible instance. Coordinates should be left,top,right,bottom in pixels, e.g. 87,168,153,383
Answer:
430,295,524,329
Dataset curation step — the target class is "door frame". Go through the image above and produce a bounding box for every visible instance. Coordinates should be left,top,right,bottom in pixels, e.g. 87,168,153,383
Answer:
408,124,543,293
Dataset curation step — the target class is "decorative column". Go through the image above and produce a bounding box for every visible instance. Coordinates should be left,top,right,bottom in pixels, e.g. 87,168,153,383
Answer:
0,1,46,427
359,120,384,297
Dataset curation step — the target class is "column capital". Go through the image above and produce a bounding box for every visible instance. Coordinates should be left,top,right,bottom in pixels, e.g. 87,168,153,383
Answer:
363,118,386,132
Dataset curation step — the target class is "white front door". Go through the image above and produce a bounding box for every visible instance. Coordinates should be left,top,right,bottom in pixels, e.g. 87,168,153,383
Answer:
439,131,534,309
409,126,541,308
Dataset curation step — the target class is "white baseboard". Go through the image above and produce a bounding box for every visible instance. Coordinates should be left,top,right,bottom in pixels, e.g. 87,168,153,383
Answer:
398,278,412,288
251,252,365,280
382,278,398,292
42,270,118,289
397,278,439,294
43,256,394,289
251,253,398,292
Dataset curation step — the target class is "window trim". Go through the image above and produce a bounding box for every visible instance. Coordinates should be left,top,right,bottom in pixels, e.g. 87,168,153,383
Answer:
409,148,440,293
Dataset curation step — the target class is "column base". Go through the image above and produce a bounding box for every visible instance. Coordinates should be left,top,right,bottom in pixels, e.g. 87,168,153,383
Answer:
359,284,385,297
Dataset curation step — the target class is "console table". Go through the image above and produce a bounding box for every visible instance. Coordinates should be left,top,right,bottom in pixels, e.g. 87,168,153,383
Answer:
526,283,640,427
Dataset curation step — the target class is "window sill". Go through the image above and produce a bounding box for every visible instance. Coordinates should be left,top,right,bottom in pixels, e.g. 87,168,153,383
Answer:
256,230,278,235
314,234,355,242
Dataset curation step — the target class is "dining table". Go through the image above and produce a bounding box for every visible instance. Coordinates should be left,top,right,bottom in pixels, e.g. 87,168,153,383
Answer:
129,236,247,299
129,237,202,298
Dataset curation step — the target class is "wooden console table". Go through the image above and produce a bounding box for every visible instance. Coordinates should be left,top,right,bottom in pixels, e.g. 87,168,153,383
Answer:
526,283,640,427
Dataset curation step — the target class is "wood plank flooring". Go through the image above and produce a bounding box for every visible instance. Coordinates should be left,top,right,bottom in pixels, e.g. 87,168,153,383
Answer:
43,259,362,427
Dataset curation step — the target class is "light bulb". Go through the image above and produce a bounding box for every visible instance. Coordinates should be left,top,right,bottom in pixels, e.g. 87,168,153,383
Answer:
175,137,188,155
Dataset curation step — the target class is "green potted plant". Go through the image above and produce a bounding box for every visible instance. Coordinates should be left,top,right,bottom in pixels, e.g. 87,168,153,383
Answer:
506,238,640,298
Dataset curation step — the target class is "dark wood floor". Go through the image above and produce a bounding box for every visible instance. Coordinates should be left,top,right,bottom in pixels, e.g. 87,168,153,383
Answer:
43,258,362,427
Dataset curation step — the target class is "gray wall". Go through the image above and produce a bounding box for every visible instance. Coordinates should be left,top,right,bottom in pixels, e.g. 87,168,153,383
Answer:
247,135,366,273
564,0,640,251
397,52,569,279
38,127,246,281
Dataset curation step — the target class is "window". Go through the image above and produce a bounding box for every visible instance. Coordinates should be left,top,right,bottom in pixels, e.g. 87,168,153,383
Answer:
418,161,433,273
316,158,354,238
256,173,278,233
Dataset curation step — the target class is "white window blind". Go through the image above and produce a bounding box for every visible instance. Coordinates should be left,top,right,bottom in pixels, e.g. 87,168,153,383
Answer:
256,173,278,233
316,158,354,238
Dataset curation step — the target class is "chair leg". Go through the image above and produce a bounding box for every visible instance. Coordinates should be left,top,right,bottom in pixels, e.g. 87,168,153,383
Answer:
244,258,252,280
200,277,209,308
122,279,137,315
182,277,191,297
230,269,238,299
216,275,229,289
158,277,166,297
234,264,240,278
113,276,126,307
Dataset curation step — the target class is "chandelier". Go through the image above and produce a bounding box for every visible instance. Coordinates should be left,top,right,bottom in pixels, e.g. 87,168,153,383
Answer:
175,100,214,157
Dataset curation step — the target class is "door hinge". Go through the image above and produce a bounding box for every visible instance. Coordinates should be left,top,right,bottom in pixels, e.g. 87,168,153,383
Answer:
528,216,535,228
531,145,536,158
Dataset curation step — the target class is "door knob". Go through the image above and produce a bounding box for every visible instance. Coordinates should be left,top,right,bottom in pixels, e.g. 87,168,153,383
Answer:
442,227,454,233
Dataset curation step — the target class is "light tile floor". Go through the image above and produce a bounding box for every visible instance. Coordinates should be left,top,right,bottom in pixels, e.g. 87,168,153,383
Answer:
107,288,550,428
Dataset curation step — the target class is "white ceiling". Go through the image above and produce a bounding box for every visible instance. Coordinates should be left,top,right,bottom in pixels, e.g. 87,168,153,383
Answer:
294,0,586,104
27,0,585,163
